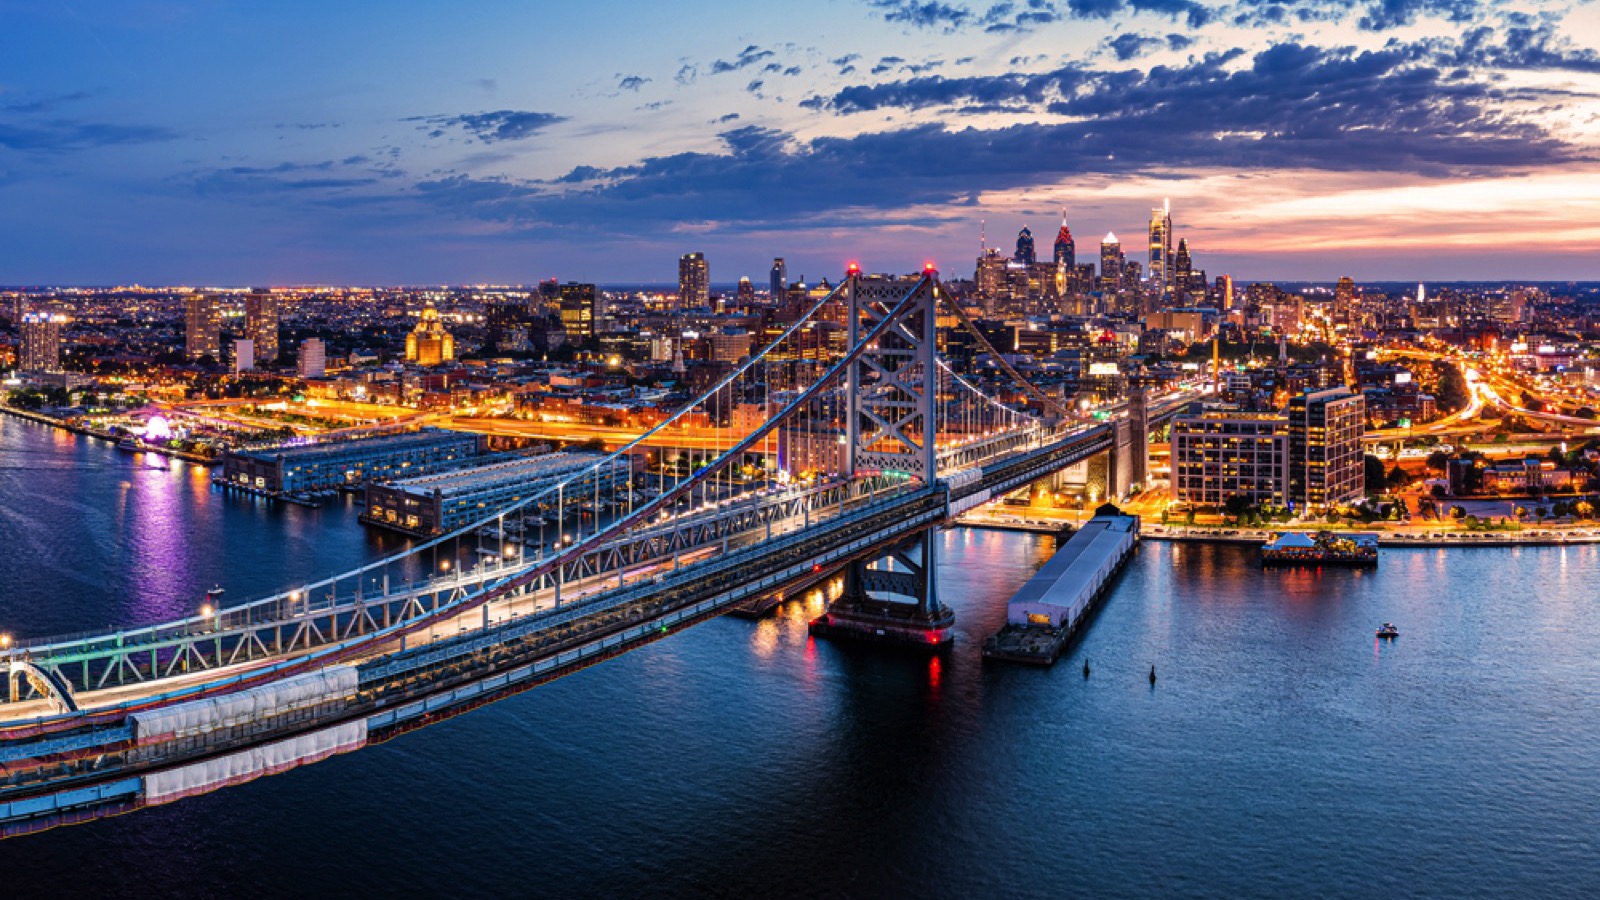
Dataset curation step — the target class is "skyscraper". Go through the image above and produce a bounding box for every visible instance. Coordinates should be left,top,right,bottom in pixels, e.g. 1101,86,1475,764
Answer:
1052,211,1075,270
559,282,597,343
769,258,787,300
678,252,709,309
184,293,221,363
1174,239,1193,304
1099,233,1122,293
298,338,327,379
736,277,755,305
1014,226,1036,266
244,292,280,364
1148,199,1173,300
19,312,64,373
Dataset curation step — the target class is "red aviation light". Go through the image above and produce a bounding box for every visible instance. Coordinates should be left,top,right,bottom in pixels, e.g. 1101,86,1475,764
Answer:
923,261,937,272
846,261,861,275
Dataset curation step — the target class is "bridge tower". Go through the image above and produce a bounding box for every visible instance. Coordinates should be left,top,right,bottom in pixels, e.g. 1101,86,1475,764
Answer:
811,271,955,648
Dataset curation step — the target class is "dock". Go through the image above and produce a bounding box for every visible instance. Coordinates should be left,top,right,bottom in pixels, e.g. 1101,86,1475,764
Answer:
982,512,1140,666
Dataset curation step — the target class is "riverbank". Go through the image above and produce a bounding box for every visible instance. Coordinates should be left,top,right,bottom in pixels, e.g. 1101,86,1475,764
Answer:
1145,524,1600,548
0,403,219,466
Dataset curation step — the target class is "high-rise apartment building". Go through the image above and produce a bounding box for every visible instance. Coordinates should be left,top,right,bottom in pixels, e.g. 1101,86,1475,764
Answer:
1099,233,1122,293
298,338,327,379
678,252,709,309
1148,199,1173,300
769,258,787,300
1288,388,1366,510
19,312,64,373
244,292,280,363
559,282,597,343
185,293,221,363
1171,409,1290,508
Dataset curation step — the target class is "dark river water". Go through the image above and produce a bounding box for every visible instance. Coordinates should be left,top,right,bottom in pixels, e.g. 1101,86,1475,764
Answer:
2,414,1598,899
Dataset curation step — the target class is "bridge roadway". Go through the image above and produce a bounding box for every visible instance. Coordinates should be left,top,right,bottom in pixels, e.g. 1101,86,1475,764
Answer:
0,395,1196,831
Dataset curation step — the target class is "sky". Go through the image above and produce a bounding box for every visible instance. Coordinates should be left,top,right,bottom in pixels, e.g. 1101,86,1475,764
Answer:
2,0,1599,285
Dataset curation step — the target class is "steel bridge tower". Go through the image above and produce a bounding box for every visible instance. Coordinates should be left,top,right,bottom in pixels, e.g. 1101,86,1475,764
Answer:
811,271,956,647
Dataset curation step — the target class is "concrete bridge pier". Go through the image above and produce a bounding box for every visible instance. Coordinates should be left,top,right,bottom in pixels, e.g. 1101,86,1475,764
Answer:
1107,388,1150,500
808,527,955,649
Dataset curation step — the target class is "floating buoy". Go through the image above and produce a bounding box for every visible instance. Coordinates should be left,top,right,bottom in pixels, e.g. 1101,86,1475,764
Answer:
1082,658,1091,678
1149,665,1157,685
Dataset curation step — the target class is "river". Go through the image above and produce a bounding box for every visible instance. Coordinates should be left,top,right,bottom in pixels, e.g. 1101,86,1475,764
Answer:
2,414,1599,899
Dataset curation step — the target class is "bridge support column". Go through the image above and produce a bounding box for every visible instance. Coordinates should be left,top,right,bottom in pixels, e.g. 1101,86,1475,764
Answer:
808,527,954,649
1107,388,1150,500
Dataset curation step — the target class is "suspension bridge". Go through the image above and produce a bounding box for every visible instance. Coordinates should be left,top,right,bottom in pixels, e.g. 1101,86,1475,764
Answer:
0,269,1202,835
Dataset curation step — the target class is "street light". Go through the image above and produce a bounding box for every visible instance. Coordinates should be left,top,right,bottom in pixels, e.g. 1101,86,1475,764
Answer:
0,633,11,650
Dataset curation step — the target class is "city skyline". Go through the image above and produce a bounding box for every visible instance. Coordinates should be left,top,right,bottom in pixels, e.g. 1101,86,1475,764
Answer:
4,1,1600,284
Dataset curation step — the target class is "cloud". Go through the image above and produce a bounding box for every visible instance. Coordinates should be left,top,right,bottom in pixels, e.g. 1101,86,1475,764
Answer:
0,120,176,152
406,109,566,143
710,45,775,74
867,1,973,30
618,74,651,92
1106,32,1165,60
1,90,94,114
182,160,389,197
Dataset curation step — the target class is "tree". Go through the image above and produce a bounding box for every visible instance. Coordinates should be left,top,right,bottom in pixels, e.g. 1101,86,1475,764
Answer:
1430,484,1448,499
1364,454,1388,494
1223,494,1255,523
1387,465,1409,490
1426,450,1451,473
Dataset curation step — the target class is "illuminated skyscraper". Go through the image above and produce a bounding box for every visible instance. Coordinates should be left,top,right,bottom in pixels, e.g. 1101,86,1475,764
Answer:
975,247,1008,299
1148,199,1173,300
1052,211,1075,270
244,291,280,363
1014,226,1036,266
1174,239,1193,303
559,282,597,343
1099,233,1122,292
184,293,221,363
769,258,787,300
678,252,709,309
19,312,64,373
1216,274,1235,311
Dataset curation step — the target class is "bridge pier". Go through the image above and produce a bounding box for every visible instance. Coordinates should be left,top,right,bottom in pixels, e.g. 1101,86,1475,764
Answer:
1107,388,1150,500
808,527,954,649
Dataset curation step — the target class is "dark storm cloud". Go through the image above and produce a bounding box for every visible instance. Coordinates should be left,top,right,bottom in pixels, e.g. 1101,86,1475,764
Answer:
407,110,566,143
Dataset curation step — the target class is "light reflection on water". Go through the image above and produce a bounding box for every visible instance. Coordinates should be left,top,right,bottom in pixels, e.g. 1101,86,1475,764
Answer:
5,417,1600,899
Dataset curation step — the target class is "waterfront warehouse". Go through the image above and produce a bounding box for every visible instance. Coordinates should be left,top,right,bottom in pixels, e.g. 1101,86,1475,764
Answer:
362,450,643,536
220,428,483,496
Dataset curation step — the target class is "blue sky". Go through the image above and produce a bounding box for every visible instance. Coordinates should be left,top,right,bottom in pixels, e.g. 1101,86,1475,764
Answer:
2,0,1599,285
